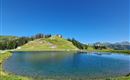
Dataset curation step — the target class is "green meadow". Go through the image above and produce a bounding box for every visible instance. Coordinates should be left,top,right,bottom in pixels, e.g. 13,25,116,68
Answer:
16,36,78,51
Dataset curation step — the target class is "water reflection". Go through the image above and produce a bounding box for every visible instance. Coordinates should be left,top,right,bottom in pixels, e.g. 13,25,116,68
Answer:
3,51,130,79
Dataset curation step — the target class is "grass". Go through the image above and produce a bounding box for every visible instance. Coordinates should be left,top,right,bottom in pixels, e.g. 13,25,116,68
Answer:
0,51,30,80
85,46,130,54
14,36,129,54
107,76,130,80
94,49,130,54
16,36,78,51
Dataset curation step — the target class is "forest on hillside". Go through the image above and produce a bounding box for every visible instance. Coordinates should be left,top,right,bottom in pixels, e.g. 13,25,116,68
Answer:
0,33,129,50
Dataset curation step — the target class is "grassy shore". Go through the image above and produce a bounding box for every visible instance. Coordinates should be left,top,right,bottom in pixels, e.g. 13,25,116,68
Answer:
81,46,130,54
95,50,130,54
0,51,30,80
110,76,130,80
0,51,130,80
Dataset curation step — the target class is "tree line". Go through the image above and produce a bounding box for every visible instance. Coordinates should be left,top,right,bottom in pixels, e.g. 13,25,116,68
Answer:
67,38,88,49
67,39,108,50
0,33,109,50
0,33,52,50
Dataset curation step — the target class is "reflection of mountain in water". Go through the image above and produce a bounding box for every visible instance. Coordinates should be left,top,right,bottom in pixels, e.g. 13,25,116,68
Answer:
18,51,75,63
4,51,130,79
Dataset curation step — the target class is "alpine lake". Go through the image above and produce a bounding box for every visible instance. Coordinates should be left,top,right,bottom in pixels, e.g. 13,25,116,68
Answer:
3,51,130,80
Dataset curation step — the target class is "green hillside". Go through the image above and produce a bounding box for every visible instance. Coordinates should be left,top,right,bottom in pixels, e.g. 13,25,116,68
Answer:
16,36,79,51
0,36,18,42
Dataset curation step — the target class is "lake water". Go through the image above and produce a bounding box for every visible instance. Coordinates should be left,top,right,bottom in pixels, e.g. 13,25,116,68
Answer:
3,51,130,80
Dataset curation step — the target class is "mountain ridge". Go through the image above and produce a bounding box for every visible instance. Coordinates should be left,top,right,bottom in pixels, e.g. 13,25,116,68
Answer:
16,36,79,51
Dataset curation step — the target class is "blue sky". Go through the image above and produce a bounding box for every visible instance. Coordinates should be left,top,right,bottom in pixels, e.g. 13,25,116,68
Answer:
0,0,129,43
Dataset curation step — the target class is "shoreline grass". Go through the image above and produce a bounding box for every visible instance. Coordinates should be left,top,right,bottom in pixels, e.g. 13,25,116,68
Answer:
79,50,130,54
95,50,130,54
16,49,130,54
0,51,30,80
